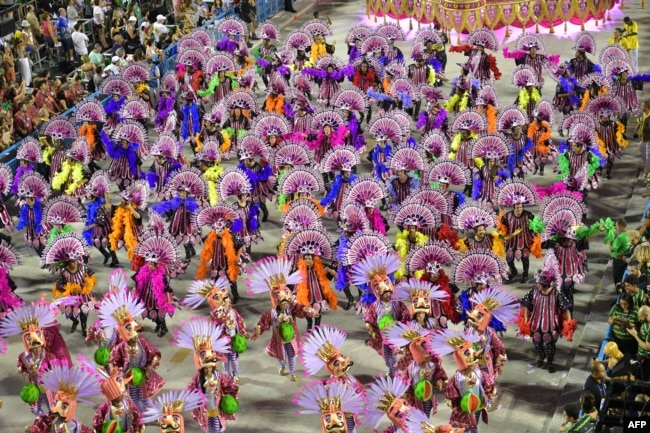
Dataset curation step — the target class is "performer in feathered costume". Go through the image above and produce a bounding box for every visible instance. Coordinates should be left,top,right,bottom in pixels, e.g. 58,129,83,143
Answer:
217,16,248,54
527,99,555,175
102,288,166,412
50,137,90,197
180,91,206,146
587,94,628,179
83,171,119,267
392,204,436,280
195,205,243,303
387,147,423,209
451,28,501,85
109,180,149,260
237,134,273,224
417,85,449,135
556,121,605,196
503,33,556,88
155,73,179,134
199,54,237,105
223,90,257,160
102,120,147,191
142,389,204,433
570,32,598,81
13,137,42,195
449,110,485,196
253,22,280,88
350,58,378,125
302,54,353,106
319,147,359,220
518,252,577,373
44,233,95,337
384,319,448,418
475,85,498,133
345,175,388,235
99,76,133,130
548,62,580,136
249,256,317,381
183,278,250,381
41,118,77,182
425,159,470,227
218,167,259,261
26,360,100,433
132,232,180,338
176,48,207,98
359,373,415,433
368,117,402,193
286,229,338,330
277,166,325,216
455,203,504,257
196,140,225,206
307,109,347,186
334,86,368,151
174,317,239,433
42,197,84,246
147,135,182,200
497,105,533,179
199,105,231,157
578,73,611,112
407,45,436,120
0,241,21,315
607,59,640,130
512,65,540,121
16,172,51,257
429,328,493,433
75,98,107,172
470,133,510,207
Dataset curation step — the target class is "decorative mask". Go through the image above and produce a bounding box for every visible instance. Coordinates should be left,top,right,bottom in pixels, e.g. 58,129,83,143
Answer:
206,285,229,310
410,289,432,316
21,324,46,352
408,338,431,364
386,397,411,429
118,318,142,342
371,274,394,300
52,392,77,421
160,412,184,433
320,406,347,433
324,347,353,378
452,340,481,371
270,284,293,308
466,304,492,332
193,344,218,371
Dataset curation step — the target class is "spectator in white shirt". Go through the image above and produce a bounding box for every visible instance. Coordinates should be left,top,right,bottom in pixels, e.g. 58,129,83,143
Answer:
66,0,79,21
104,56,121,76
93,0,109,49
71,22,89,56
153,15,169,42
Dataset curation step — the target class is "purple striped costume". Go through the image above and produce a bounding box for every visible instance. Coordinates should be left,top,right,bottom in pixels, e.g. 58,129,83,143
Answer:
501,210,535,260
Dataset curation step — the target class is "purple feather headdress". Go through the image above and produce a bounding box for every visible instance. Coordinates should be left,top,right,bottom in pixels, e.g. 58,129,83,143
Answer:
118,180,149,210
196,139,222,163
600,45,633,68
17,172,50,199
470,286,520,328
294,379,365,418
0,241,20,270
178,48,207,70
310,109,345,131
189,28,213,46
252,113,291,138
350,251,401,287
238,134,270,160
41,361,101,404
393,278,449,305
142,389,204,424
0,302,56,338
586,94,623,117
515,33,545,51
388,110,413,132
122,63,150,83
286,228,332,258
246,256,302,296
183,277,230,310
345,175,386,208
167,167,207,197
206,53,236,75
172,316,229,353
534,98,555,126
452,109,487,133
150,134,180,160
478,84,499,108
383,61,406,79
376,22,405,41
0,163,12,197
496,178,538,207
568,122,598,148
43,232,88,264
87,170,111,197
415,28,442,45
282,199,323,233
389,78,416,108
426,159,471,185
339,203,369,233
195,205,239,231
285,29,312,51
333,87,368,112
425,328,481,359
268,76,288,96
42,118,77,141
219,167,252,199
561,111,596,131
346,23,373,45
315,54,345,71
472,133,510,160
511,65,538,87
497,105,528,131
298,324,347,376
279,167,324,195
118,98,149,121
454,202,496,231
361,34,389,55
75,99,106,123
256,21,281,40
369,117,403,143
451,250,507,285
270,142,312,168
421,131,450,159
540,193,587,222
390,147,424,171
112,120,148,147
467,28,498,51
225,90,259,112
322,146,359,172
360,374,410,429
160,72,179,93
97,287,145,330
419,85,447,104
342,231,391,266
301,19,333,37
16,137,43,163
543,209,580,240
393,203,438,228
178,37,203,52
406,189,450,215
406,240,458,275
135,232,180,266
44,197,85,225
536,250,563,287
218,16,248,36
580,72,612,93
604,58,633,77
205,103,226,125
410,41,426,61
572,31,597,55
99,76,134,97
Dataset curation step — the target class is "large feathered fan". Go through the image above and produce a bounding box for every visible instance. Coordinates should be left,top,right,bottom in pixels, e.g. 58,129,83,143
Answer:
218,167,252,200
454,202,496,231
333,87,368,112
310,109,345,131
167,167,207,197
586,94,623,117
195,205,239,230
406,241,458,275
178,36,203,52
340,202,370,233
568,122,598,148
393,203,438,228
285,229,333,258
275,48,295,65
599,45,633,69
269,142,312,168
42,118,77,140
252,113,291,138
150,135,179,160
135,232,181,267
515,33,545,51
238,134,270,160
376,22,405,41
451,109,486,133
346,24,373,44
16,137,43,163
478,84,499,108
66,137,91,165
0,163,12,196
419,85,448,104
302,19,333,37
122,63,150,83
410,42,426,61
87,170,111,197
390,147,424,171
160,72,179,93
389,78,416,107
279,167,324,195
315,54,345,71
177,48,207,70
495,178,538,207
205,53,236,75
17,172,50,199
511,65,538,87
360,374,410,430
195,139,222,163
472,133,510,160
256,21,281,40
285,29,313,50
421,131,450,159
282,199,323,232
205,103,227,126
368,117,403,143
75,99,107,123
415,28,442,45
543,209,581,240
451,250,507,285
0,241,20,270
118,180,150,210
384,61,406,79
561,111,596,131
361,34,389,55
539,194,587,222
426,158,471,185
118,98,149,120
534,98,555,126
580,73,612,93
467,28,498,51
406,188,449,214
345,175,386,208
389,109,413,131
572,31,597,55
342,231,391,266
98,76,134,97
218,16,248,36
225,90,259,112
43,232,88,264
44,197,85,225
189,28,213,47
349,251,401,288
321,146,359,172
112,120,148,147
497,105,528,131
604,58,633,77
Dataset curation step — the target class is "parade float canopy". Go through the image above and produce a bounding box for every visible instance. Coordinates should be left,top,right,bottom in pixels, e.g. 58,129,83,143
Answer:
367,0,619,35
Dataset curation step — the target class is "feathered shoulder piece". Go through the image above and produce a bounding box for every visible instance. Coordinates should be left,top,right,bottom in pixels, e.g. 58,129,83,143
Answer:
41,361,101,403
451,250,507,285
172,316,229,353
225,90,259,112
415,28,442,45
206,53,236,75
496,178,538,207
540,193,587,222
310,108,345,131
183,277,231,310
315,54,344,70
536,250,563,288
286,228,332,259
294,379,365,418
361,34,389,56
135,232,180,266
150,135,180,160
178,48,207,70
425,328,481,358
122,62,150,83
384,61,406,79
604,58,633,78
543,209,580,240
301,19,333,37
573,31,597,55
279,167,324,195
586,94,623,117
497,105,528,131
390,146,424,171
360,374,410,429
0,163,12,196
350,251,401,287
339,202,369,233
195,205,239,231
452,109,486,133
118,180,149,210
568,122,598,149
75,98,106,123
346,23,373,44
189,28,213,47
322,146,359,172
454,202,496,231
580,72,612,93
99,76,134,97
534,98,555,126
393,202,438,229
86,170,111,197
269,141,312,168
472,133,510,160
369,116,404,144
406,240,458,275
160,72,179,93
196,139,222,163
515,33,544,52
42,117,77,140
246,256,302,295
252,113,290,138
0,302,56,337
426,158,471,185
467,28,498,51
256,21,281,40
376,22,405,41
333,87,368,112
389,109,414,131
561,111,596,132
18,172,51,199
345,175,386,208
218,15,248,36
342,231,391,267
112,120,148,147
219,167,252,200
43,232,88,264
298,324,347,376
0,241,20,270
142,389,204,424
167,167,207,197
393,278,450,304
511,65,538,87
406,188,449,214
478,84,499,108
44,197,85,225
16,137,43,163
600,45,632,68
285,29,313,51
419,85,447,104
282,199,323,233
97,287,145,329
119,98,149,121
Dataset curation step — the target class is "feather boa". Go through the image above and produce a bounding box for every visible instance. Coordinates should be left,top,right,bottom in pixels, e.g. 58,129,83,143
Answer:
83,197,104,245
249,203,260,233
372,143,392,180
135,265,175,316
155,94,175,128
256,57,271,69
398,91,413,109
181,103,201,140
472,170,482,201
530,235,542,258
416,112,427,130
52,160,84,195
502,47,527,60
217,38,239,53
103,132,140,175
367,87,394,102
561,318,577,341
629,73,650,82
205,165,223,205
528,215,546,234
238,163,273,186
496,210,508,235
16,201,42,234
458,290,472,323
109,206,138,259
394,230,429,280
518,88,540,111
296,258,338,310
445,93,469,113
307,127,347,152
196,230,239,282
491,231,505,257
359,283,376,306
616,121,628,149
0,268,22,310
367,208,386,235
347,114,365,151
12,165,33,194
105,96,126,116
429,57,442,74
80,124,97,152
335,236,349,291
455,191,466,207
147,170,158,189
517,310,531,337
485,105,497,133
528,121,552,155
278,65,291,77
588,150,604,176
58,274,96,298
487,54,501,80
48,225,72,244
321,173,356,207
555,152,570,181
559,76,581,106
151,196,199,216
284,100,295,119
533,182,583,201
449,44,472,54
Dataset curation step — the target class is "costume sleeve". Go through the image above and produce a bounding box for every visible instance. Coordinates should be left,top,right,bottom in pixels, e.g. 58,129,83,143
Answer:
520,289,534,311
256,310,273,334
444,376,460,403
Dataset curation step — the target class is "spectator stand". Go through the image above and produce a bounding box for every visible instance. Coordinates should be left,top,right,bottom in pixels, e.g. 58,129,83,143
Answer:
256,0,284,23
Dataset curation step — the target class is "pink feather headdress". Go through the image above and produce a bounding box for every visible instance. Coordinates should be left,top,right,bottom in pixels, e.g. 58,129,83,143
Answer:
282,199,323,233
172,316,229,353
451,250,507,285
252,112,291,138
361,34,389,55
205,53,236,75
410,41,426,61
536,250,563,287
405,188,450,215
99,76,134,97
426,159,471,185
118,180,149,210
515,33,545,51
393,203,438,229
339,203,370,233
122,62,150,83
182,277,231,310
41,361,101,407
352,56,382,76
604,58,633,77
580,73,612,93
189,28,213,47
238,134,270,160
0,240,20,270
301,19,333,37
112,120,148,147
44,197,85,225
467,28,498,51
540,193,587,222
599,45,633,68
406,240,458,275
160,72,179,93
167,167,207,197
218,167,252,200
225,90,259,112
389,109,413,131
471,133,510,160
195,139,222,163
178,37,203,52
298,324,348,376
246,256,302,296
346,24,373,45
383,61,406,79
359,374,409,430
286,228,332,258
470,286,520,328
16,137,43,163
0,302,57,339
350,251,401,287
586,94,623,117
315,54,344,70
42,117,77,141
294,379,365,419
572,31,597,55
178,48,207,70
511,65,538,87
497,105,528,131
218,16,248,36
204,103,226,125
393,278,449,305
268,76,288,96
496,178,538,207
43,232,88,264
118,98,149,121
421,132,450,160
292,77,314,100
390,147,424,171
533,98,555,126
561,111,596,131
75,99,106,123
454,202,496,231
0,163,12,196
195,205,239,231
376,22,405,41
389,78,416,105
256,21,281,40
269,141,312,168
279,167,324,195
310,109,345,131
568,122,598,149
285,29,313,51
451,109,486,133
135,232,180,266
369,117,403,143
142,389,204,424
415,28,442,45
345,175,386,208
17,172,50,199
333,87,368,112
150,135,180,160
342,231,391,267
478,84,499,108
542,209,580,240
419,85,447,104
86,170,110,197
322,146,359,172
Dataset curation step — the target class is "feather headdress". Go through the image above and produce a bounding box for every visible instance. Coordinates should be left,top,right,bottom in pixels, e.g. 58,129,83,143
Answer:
376,22,405,41
568,122,598,148
451,109,486,133
497,105,528,130
333,87,368,112
118,180,149,210
160,72,179,93
298,324,348,376
150,135,180,160
369,117,403,143
425,328,481,358
383,61,406,79
112,120,148,147
361,34,389,55
421,132,450,160
342,231,391,267
292,77,314,99
256,21,280,40
536,250,563,287
122,62,150,83
310,108,346,131
419,85,447,104
393,203,438,229
252,113,290,138
0,302,56,338
279,167,324,195
41,361,101,407
218,16,248,36
177,48,207,70
301,19,333,37
393,278,449,305
415,28,442,45
218,167,252,200
586,94,623,117
65,137,91,164
0,163,12,196
0,241,20,270
350,251,401,287
285,29,313,51
135,232,180,266
405,188,450,215
86,170,111,197
345,175,386,208
142,389,204,424
321,146,359,172
17,172,50,199
360,374,410,429
580,73,612,93
286,228,332,258
534,98,555,126
426,158,471,185
339,202,370,233
539,193,587,222
542,209,581,240
282,199,323,233
544,61,570,82
515,33,545,51
75,99,107,123
511,65,538,87
225,90,259,112
472,133,510,159
572,31,597,55
43,232,88,264
172,316,230,353
204,103,227,125
178,37,203,52
42,117,77,140
389,109,414,131
315,54,345,70
599,45,632,68
118,98,149,120
44,197,85,225
454,202,496,230
267,76,288,96
195,205,240,231
269,142,312,168
604,58,633,77
189,28,213,47
467,28,498,51
561,111,596,131
390,146,424,171
346,23,373,45
97,287,145,330
451,250,507,285
406,240,458,275
195,139,222,163
389,78,416,109
470,286,520,327
275,49,295,65
16,137,43,163
478,84,499,108
496,178,538,207
167,167,207,197
246,256,302,295
99,76,134,97
294,379,365,418
183,277,231,310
